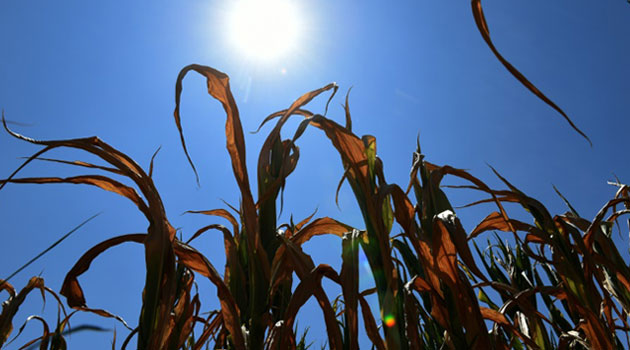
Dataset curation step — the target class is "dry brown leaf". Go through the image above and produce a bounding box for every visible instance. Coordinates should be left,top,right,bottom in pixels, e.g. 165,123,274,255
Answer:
3,176,150,219
357,295,386,350
173,64,258,258
471,0,591,145
185,209,240,241
290,217,353,245
279,264,343,350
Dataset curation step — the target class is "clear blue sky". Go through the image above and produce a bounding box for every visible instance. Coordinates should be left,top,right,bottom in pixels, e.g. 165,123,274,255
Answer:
1,1,629,348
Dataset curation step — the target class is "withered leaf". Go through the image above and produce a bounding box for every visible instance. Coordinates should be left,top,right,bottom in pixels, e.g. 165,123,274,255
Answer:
471,0,591,145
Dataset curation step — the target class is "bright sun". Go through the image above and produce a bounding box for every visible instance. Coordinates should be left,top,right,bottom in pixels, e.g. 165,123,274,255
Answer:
228,0,301,61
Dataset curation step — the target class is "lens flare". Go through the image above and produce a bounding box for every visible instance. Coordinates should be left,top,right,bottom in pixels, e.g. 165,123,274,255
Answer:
384,314,396,328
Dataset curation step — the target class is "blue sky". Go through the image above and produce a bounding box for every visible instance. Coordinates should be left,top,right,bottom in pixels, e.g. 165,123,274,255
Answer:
1,1,629,348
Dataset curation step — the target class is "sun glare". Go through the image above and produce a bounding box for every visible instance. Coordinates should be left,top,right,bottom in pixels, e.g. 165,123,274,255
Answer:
228,0,301,61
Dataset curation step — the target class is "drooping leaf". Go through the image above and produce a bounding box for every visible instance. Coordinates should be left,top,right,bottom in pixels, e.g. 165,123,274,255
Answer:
470,0,591,145
470,211,546,243
183,211,239,242
290,217,353,246
357,292,386,350
172,241,246,349
173,64,258,257
1,277,47,346
279,263,343,350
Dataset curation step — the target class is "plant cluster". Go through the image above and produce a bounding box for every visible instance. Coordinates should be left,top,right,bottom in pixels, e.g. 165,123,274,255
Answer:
2,1,630,349
2,63,630,349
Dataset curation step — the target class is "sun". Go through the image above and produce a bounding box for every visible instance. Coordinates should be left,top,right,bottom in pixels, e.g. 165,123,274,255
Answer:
227,0,301,61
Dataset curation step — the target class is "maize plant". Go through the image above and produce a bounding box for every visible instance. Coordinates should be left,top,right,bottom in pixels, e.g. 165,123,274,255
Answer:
2,1,630,348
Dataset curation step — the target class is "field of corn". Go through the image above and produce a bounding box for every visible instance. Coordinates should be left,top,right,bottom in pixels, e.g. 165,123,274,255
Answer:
2,1,630,349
